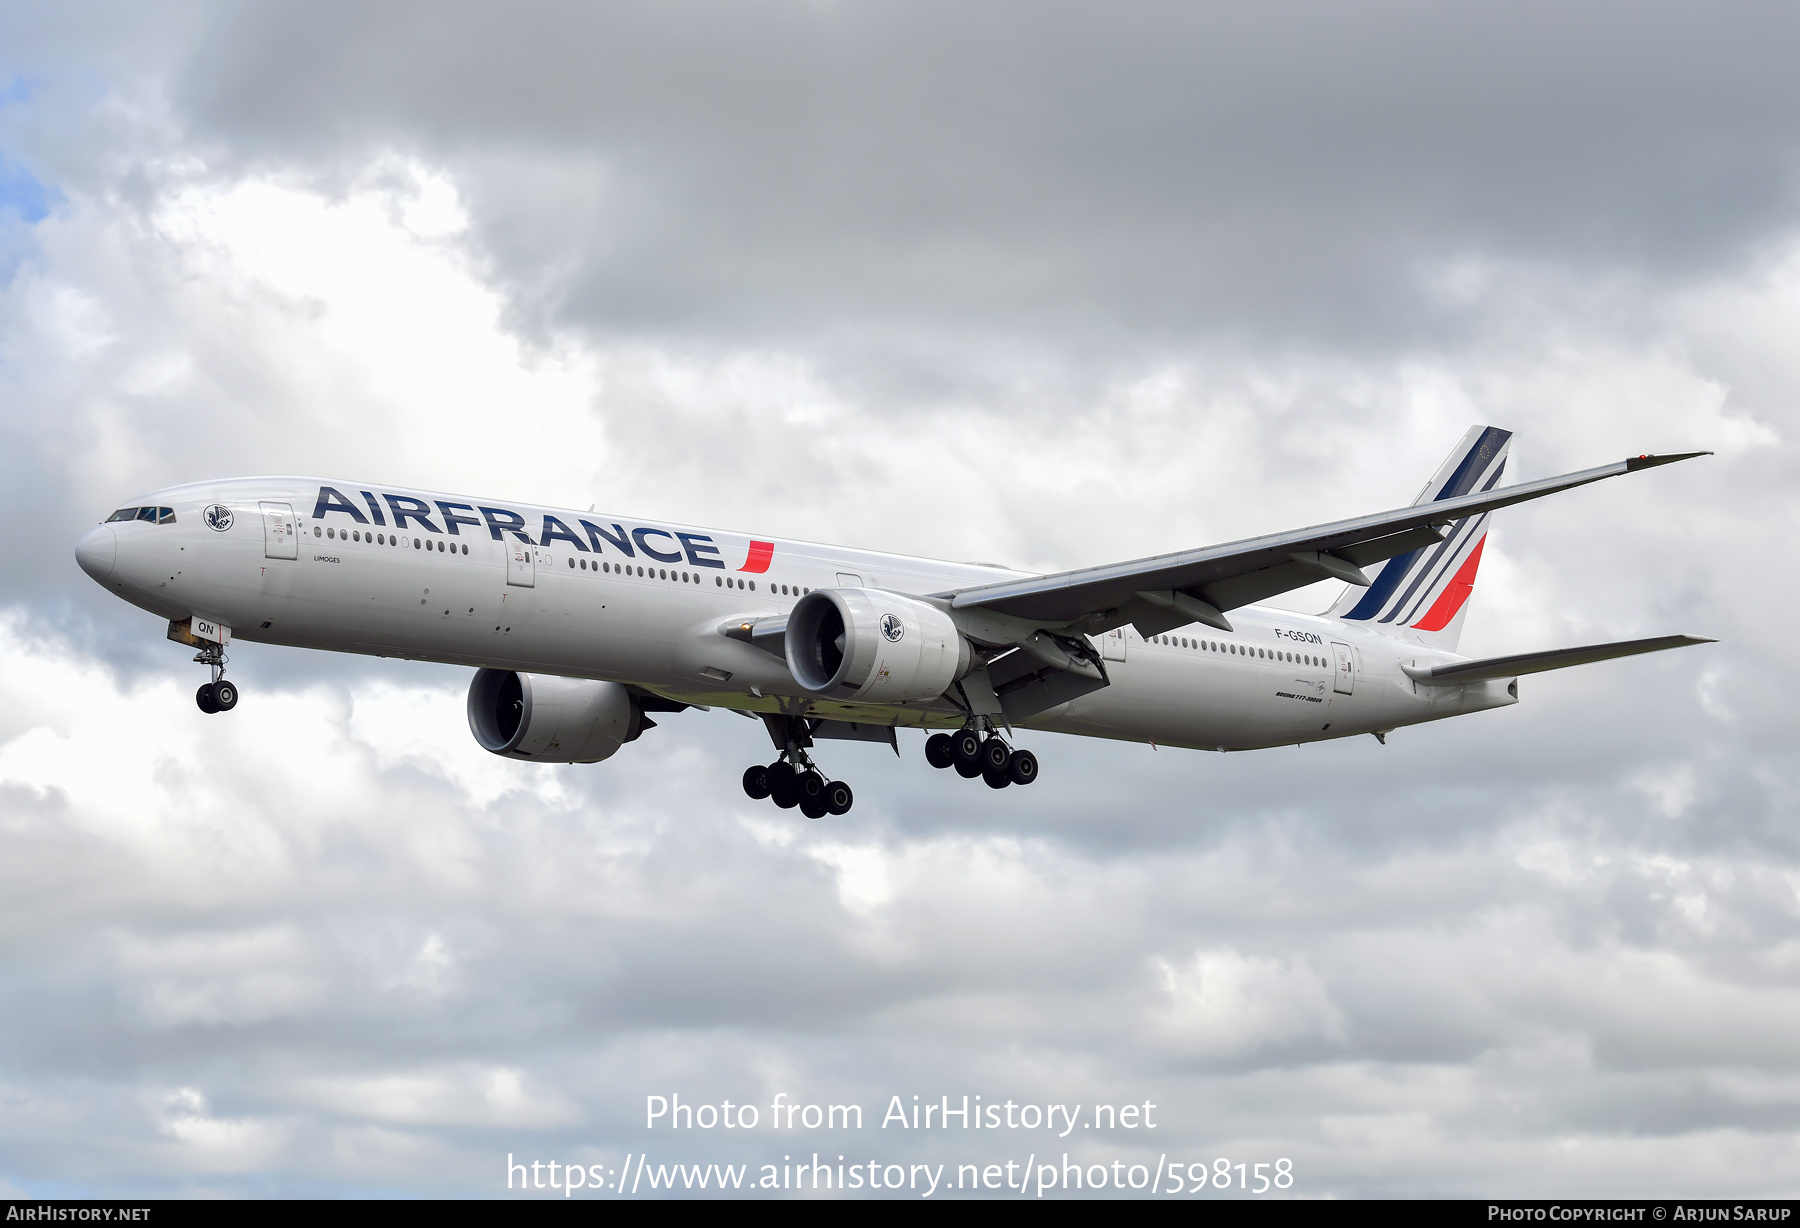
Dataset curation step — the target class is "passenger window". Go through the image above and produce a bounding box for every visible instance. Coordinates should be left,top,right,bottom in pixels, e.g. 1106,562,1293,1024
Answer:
314,526,322,537
569,557,576,569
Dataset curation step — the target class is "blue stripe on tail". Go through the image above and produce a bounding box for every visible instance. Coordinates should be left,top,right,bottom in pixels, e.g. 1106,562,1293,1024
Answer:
1339,426,1512,623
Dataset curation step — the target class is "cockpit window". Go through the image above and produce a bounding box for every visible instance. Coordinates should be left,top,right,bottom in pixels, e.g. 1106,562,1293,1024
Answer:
105,506,177,524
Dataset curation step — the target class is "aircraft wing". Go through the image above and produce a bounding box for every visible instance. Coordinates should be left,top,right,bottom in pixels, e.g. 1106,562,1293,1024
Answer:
1402,634,1715,685
945,451,1709,636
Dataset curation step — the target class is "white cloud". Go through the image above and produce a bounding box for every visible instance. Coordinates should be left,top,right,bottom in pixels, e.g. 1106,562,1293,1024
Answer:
0,16,1798,1196
1151,947,1348,1056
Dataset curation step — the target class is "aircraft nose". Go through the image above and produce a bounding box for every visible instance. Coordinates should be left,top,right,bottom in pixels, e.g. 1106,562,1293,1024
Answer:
75,525,116,582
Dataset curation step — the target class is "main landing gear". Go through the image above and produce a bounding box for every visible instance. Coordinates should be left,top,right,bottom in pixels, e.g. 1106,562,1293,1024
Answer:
742,715,854,819
925,721,1038,789
192,641,238,714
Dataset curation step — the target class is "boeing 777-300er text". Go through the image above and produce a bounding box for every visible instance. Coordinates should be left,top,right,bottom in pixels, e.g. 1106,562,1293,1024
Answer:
74,426,1712,818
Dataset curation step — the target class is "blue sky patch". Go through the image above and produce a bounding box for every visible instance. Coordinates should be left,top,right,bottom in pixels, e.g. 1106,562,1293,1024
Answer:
0,157,52,224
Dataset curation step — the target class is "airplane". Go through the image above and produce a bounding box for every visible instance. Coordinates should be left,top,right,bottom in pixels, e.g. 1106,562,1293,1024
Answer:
73,426,1712,818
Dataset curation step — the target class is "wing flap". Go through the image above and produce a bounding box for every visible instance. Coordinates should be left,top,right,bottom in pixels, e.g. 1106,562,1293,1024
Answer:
1403,634,1715,686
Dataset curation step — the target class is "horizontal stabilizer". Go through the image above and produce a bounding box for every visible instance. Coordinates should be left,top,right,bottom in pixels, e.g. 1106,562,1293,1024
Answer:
1403,634,1715,686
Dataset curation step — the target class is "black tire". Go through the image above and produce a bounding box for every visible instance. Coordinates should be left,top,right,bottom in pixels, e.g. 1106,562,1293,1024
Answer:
195,682,219,714
1007,748,1039,786
925,733,955,770
800,795,829,820
983,765,1012,789
768,762,799,808
798,771,826,801
742,764,771,800
954,758,984,779
979,737,1010,773
951,728,983,767
825,780,854,815
212,680,239,711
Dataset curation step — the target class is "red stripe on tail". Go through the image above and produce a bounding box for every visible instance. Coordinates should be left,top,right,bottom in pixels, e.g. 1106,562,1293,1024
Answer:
740,540,774,573
1411,535,1486,632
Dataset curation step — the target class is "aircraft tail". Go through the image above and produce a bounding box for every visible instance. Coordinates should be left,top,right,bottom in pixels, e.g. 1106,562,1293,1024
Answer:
1327,424,1512,652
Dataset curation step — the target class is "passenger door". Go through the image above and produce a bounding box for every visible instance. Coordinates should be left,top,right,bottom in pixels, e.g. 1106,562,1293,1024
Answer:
507,541,535,587
1331,641,1356,695
1100,626,1128,662
259,501,297,560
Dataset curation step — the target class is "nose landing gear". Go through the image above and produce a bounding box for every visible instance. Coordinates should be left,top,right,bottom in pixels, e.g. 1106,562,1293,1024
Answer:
742,715,855,818
926,721,1038,789
192,642,238,713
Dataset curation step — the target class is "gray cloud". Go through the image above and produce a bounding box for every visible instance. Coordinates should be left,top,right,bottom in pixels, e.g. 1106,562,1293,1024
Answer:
161,0,1800,341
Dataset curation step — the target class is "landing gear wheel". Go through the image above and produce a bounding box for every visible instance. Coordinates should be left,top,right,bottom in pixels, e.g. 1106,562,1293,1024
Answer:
212,680,239,711
1007,748,1039,786
800,795,830,820
742,764,771,800
954,758,984,779
824,780,854,816
195,682,219,714
982,765,1012,789
767,761,799,809
798,771,827,803
925,733,955,770
979,737,1011,774
951,728,983,769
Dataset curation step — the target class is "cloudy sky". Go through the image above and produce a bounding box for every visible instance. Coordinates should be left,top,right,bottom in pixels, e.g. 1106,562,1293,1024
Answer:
2,0,1797,1199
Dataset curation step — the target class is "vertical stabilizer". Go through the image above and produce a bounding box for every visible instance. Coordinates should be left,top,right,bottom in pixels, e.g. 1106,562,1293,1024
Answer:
1327,424,1511,651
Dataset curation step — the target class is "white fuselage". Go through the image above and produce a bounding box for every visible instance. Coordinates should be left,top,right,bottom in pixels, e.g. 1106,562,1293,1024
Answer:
76,477,1517,753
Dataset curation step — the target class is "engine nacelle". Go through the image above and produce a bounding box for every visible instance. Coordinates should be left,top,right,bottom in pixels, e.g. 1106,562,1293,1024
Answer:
786,588,971,702
466,670,644,763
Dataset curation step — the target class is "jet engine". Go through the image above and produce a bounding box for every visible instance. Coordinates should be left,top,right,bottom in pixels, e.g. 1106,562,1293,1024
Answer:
466,669,646,763
786,588,971,703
